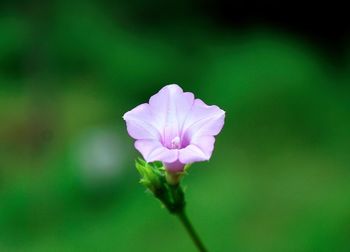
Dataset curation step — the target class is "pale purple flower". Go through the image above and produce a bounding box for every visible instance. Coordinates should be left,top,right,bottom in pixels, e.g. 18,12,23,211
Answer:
123,84,225,172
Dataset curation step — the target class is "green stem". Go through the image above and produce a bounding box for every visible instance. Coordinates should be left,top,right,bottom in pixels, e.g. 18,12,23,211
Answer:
176,210,208,252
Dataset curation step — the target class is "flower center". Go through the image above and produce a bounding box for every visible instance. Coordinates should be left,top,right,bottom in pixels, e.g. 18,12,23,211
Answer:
170,136,181,149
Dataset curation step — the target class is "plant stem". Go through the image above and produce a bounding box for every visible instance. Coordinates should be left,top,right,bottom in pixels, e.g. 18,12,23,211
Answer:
176,210,208,252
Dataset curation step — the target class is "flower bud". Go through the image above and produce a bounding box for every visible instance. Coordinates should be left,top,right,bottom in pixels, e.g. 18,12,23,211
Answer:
135,158,186,214
135,158,162,193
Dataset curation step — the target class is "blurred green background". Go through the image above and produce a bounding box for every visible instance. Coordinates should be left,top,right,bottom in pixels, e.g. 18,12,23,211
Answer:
1,1,350,251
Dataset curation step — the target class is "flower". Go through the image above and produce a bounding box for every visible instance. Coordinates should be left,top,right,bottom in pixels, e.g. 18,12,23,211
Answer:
123,84,225,172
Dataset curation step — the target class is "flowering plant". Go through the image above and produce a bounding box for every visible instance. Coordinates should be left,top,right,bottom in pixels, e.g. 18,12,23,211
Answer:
123,84,225,251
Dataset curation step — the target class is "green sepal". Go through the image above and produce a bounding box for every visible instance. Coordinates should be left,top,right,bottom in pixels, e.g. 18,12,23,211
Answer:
135,158,162,192
135,158,186,214
184,163,192,172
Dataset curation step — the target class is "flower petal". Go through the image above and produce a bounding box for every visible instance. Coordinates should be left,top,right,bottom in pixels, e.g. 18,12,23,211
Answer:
191,135,216,158
179,144,210,163
182,99,225,139
123,104,160,140
135,139,178,163
149,84,194,146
